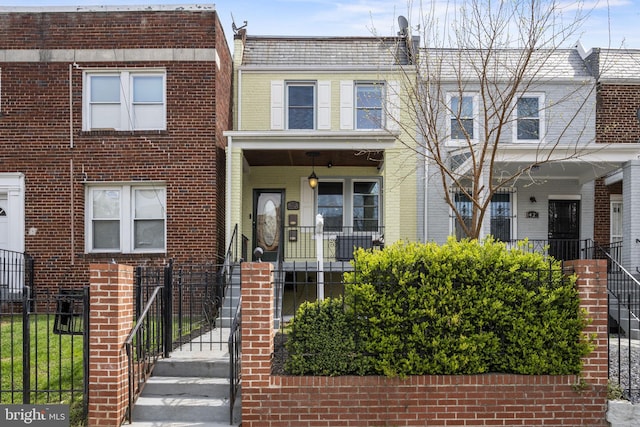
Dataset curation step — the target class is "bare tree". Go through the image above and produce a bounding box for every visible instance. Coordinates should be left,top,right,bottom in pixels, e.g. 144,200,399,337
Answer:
391,0,599,239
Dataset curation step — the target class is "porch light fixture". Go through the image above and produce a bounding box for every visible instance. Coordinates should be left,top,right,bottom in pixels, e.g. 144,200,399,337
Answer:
307,151,320,189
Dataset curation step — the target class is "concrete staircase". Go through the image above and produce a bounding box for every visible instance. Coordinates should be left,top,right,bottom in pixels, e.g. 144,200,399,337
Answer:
126,266,242,427
127,346,241,427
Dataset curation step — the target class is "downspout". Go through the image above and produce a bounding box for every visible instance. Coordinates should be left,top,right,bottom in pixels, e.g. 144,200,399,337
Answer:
237,69,242,129
424,157,428,242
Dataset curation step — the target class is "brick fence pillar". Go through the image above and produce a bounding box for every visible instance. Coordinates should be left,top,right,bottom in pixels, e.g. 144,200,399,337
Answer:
565,259,609,387
87,263,134,427
241,262,274,427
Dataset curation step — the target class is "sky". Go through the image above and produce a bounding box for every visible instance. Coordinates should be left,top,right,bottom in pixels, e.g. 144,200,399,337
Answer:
2,0,640,52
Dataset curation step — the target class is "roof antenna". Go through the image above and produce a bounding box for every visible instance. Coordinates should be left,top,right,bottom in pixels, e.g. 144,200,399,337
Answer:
231,12,247,35
398,15,409,37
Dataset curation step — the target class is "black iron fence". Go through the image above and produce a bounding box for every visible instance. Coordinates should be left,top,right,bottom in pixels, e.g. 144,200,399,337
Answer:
0,249,34,302
282,225,385,261
125,225,242,423
0,285,88,420
504,239,591,261
593,243,640,403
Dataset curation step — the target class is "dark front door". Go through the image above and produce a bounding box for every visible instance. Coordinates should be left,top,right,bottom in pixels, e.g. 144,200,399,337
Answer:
252,190,284,262
548,199,580,261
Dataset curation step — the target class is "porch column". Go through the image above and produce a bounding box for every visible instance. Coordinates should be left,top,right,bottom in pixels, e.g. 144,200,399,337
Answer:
622,160,640,268
580,181,595,243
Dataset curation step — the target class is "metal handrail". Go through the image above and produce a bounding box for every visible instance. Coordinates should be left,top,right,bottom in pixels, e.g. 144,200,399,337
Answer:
124,285,164,424
598,243,640,402
228,298,241,424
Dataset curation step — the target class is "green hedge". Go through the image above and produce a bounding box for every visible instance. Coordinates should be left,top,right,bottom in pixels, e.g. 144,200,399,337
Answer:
285,238,593,377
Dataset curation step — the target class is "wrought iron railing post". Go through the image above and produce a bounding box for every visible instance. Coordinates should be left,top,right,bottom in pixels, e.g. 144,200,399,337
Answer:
22,285,30,404
163,261,173,358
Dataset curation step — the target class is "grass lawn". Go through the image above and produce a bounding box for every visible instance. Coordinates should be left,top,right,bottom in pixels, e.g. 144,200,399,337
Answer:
1,314,85,426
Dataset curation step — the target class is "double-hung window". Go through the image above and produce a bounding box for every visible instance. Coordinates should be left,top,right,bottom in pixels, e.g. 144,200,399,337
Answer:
317,179,381,232
317,182,343,232
85,71,166,131
353,181,379,231
86,184,166,253
355,82,384,129
515,94,544,141
449,94,476,142
287,83,315,129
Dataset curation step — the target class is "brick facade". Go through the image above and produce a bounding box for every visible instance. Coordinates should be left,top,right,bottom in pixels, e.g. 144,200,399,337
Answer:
594,178,622,245
593,81,640,244
241,260,609,427
0,7,232,293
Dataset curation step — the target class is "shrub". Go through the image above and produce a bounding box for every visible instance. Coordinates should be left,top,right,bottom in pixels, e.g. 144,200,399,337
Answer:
286,238,593,377
284,297,366,376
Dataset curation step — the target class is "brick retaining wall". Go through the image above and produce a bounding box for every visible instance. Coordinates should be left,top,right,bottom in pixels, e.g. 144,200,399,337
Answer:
241,260,609,427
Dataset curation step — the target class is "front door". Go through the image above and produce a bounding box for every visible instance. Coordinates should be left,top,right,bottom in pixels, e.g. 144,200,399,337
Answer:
0,195,8,250
253,190,284,262
548,199,580,261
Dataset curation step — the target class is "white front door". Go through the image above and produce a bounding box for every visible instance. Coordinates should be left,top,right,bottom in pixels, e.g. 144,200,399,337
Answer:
0,194,9,249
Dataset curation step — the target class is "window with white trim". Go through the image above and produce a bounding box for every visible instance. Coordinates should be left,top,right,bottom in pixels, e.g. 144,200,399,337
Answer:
515,94,544,141
340,80,399,131
86,184,166,253
287,82,315,129
355,82,384,129
84,71,166,131
610,195,623,243
449,94,476,141
316,179,381,232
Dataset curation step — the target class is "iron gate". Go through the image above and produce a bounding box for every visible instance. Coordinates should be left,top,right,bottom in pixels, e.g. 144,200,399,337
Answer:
0,283,89,420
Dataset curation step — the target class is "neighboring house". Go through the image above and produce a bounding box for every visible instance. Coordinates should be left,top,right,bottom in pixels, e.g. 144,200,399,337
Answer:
224,31,421,278
585,48,640,268
0,5,231,299
420,47,640,264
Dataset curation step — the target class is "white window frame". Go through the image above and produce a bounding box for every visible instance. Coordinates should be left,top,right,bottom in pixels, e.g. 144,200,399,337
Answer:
340,80,399,131
447,92,479,145
85,183,166,254
610,194,623,243
513,93,545,143
83,70,167,131
286,81,316,130
355,81,385,130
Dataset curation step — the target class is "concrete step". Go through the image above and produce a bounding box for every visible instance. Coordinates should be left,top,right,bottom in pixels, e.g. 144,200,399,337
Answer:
127,422,237,427
132,395,228,422
142,376,228,397
153,357,230,378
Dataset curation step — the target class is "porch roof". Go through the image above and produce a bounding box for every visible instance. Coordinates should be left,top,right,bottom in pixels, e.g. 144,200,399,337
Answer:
225,130,397,167
454,142,640,184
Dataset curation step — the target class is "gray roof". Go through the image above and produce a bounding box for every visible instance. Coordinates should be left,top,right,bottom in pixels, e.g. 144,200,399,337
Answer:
421,48,592,82
240,36,415,68
585,48,640,82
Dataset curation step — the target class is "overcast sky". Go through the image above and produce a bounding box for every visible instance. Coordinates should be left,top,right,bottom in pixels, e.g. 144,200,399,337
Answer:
4,0,640,51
